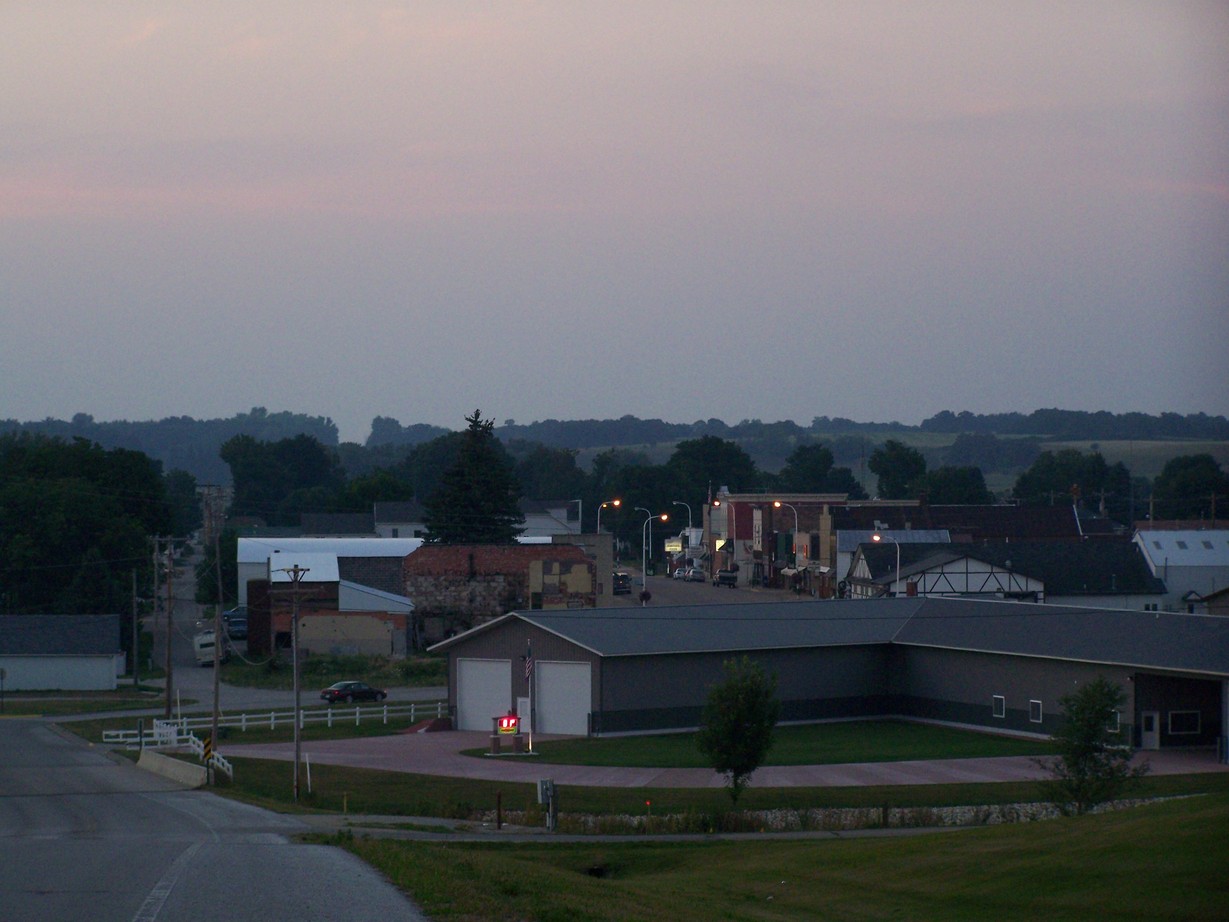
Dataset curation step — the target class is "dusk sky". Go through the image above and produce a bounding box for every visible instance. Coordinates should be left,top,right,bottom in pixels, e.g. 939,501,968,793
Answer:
4,3,1227,444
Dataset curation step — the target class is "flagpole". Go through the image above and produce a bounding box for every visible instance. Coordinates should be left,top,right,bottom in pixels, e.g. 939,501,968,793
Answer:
526,639,533,752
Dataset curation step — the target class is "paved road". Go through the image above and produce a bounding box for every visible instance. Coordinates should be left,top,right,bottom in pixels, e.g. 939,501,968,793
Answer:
0,720,429,922
224,728,1228,789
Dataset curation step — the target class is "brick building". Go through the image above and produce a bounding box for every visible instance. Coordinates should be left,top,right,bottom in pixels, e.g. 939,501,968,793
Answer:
404,543,594,642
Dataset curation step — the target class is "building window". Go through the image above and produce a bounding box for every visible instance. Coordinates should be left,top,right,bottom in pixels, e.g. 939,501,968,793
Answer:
1168,711,1201,735
391,528,399,537
1108,709,1121,734
1202,540,1213,550
992,695,1006,719
1176,540,1188,550
1029,700,1043,723
1144,603,1158,612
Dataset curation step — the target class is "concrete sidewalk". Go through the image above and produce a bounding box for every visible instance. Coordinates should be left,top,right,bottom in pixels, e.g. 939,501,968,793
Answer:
224,729,1228,789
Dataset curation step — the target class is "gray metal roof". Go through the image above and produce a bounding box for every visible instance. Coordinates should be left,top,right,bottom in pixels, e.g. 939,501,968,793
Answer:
432,597,1229,677
895,597,1229,676
513,602,920,657
0,614,121,656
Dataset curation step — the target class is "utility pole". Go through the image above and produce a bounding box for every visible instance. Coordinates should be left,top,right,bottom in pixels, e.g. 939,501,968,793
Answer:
273,563,312,802
131,568,139,689
207,487,224,780
162,537,174,720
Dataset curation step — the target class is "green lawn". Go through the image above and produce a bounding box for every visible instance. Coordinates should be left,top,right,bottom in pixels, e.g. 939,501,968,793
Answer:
219,653,445,690
524,720,1056,767
219,754,1229,824
333,793,1229,921
0,687,168,717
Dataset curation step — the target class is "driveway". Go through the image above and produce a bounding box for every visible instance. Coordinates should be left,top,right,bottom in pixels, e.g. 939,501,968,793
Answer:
223,729,1227,788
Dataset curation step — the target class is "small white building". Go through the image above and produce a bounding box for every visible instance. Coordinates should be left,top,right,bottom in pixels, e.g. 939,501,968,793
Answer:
1134,529,1229,611
236,537,422,606
0,614,124,691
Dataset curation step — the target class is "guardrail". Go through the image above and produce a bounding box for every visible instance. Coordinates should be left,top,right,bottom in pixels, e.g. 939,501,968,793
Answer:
102,700,448,751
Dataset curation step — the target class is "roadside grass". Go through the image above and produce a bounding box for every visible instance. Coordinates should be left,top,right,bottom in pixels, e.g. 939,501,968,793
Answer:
523,720,1058,767
219,755,1229,821
0,687,167,717
219,653,445,691
331,793,1229,921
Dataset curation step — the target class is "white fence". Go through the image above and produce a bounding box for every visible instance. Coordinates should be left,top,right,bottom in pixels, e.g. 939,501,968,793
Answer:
102,700,449,763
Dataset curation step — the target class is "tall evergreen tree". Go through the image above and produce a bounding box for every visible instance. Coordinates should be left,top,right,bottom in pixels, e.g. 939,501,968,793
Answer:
423,410,524,544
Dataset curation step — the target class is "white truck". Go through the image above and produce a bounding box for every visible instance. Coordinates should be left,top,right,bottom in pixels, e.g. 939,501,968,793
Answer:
193,630,224,666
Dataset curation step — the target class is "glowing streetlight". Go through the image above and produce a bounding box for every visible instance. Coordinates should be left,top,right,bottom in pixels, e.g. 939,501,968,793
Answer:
595,498,621,534
871,532,900,597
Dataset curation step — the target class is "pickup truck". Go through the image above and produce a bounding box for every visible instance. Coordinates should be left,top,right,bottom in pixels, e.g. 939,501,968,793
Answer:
713,569,738,588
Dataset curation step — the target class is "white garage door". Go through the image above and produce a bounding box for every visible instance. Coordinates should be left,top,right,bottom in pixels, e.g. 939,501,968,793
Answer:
536,661,591,735
456,658,511,732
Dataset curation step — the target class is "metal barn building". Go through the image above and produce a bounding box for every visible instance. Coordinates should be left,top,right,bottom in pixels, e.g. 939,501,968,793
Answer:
431,598,1229,760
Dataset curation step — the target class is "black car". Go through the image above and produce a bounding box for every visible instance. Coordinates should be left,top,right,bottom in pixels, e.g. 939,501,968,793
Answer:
612,571,632,595
320,681,388,704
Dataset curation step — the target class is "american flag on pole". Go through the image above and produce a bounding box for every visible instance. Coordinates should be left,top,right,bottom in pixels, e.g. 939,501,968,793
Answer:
525,642,533,679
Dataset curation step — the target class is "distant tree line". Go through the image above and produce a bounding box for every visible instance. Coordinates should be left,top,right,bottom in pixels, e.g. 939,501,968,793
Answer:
5,408,1224,487
920,409,1229,440
0,408,339,485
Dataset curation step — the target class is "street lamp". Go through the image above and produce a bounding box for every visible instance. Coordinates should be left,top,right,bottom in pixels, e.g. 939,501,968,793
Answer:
773,501,799,566
671,501,693,531
871,532,900,597
635,507,667,586
595,498,620,534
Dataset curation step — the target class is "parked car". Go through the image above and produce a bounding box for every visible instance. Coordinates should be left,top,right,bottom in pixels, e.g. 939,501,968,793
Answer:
320,681,388,704
713,568,738,588
612,571,632,595
672,567,687,580
686,567,706,582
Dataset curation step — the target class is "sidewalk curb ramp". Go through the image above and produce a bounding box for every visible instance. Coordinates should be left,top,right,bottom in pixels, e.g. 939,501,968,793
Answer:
137,750,207,788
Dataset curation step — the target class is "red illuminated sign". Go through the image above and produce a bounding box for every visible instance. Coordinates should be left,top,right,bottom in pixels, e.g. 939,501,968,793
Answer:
497,714,520,735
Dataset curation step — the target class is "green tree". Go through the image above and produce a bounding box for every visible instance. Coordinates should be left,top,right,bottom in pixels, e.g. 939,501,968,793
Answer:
1012,448,1132,521
775,443,835,492
512,444,587,501
667,436,759,496
423,410,525,544
917,466,995,504
339,468,416,511
0,432,167,616
1037,676,1149,816
164,469,203,537
194,528,239,607
220,433,345,525
695,656,780,804
867,439,927,499
1151,454,1229,520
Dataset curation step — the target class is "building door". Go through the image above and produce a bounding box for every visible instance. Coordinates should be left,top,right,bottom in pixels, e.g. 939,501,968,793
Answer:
535,662,591,735
456,658,511,732
1140,710,1161,750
